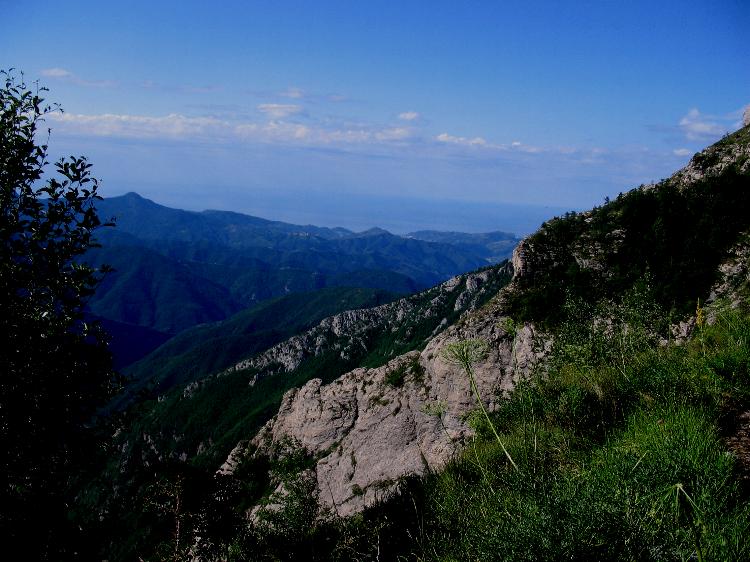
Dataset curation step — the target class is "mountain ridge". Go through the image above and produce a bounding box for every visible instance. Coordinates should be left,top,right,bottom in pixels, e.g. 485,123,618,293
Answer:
115,262,513,471
88,193,520,366
89,192,519,328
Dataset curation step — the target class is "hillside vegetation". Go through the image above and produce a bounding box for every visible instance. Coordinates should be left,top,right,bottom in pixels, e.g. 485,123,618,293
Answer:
119,265,512,471
89,126,750,560
88,264,511,559
226,294,750,562
118,287,399,404
230,125,750,562
508,126,750,325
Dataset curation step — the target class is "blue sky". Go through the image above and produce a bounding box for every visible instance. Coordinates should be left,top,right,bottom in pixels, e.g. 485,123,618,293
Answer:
2,0,748,233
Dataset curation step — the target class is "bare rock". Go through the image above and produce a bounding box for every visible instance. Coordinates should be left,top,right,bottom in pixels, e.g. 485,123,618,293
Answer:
706,230,750,318
240,291,545,515
511,239,530,279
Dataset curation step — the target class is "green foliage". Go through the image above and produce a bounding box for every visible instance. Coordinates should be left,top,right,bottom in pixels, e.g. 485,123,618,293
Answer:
410,303,750,561
443,338,519,471
96,122,750,558
0,70,119,558
384,356,427,387
384,362,410,387
507,129,750,326
360,270,503,368
441,337,489,371
119,264,511,472
96,264,512,560
123,286,398,400
203,298,750,562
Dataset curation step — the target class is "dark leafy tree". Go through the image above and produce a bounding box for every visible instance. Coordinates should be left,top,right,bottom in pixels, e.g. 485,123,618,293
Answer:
0,70,119,558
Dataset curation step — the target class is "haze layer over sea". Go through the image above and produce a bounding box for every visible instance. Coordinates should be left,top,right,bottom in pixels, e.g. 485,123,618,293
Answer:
114,186,572,236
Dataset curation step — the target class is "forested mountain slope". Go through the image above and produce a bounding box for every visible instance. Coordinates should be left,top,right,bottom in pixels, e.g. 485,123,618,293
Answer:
117,263,512,471
87,193,519,366
92,194,519,316
118,287,399,404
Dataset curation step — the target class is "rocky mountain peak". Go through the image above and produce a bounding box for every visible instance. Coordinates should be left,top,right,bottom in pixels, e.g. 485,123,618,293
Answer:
671,123,750,188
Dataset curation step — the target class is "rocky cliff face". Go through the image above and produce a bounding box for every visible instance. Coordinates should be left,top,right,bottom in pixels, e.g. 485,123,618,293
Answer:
222,324,542,515
673,133,750,187
708,231,750,313
220,261,545,515
123,262,513,470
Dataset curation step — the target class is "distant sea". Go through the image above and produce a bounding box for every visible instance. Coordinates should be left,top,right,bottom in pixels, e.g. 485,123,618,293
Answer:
242,193,574,236
122,187,575,237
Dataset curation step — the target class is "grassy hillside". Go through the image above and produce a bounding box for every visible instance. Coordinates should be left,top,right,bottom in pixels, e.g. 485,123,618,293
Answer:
229,297,750,561
87,128,750,560
86,264,512,559
218,125,750,562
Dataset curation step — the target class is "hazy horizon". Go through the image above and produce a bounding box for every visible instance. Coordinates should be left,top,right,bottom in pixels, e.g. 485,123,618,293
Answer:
3,0,748,231
106,188,573,236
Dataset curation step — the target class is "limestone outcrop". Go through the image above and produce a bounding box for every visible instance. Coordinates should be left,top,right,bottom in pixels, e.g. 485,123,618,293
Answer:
220,274,545,514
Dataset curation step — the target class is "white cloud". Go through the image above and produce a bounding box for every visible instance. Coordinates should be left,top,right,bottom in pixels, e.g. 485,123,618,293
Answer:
435,131,577,157
45,105,607,166
679,108,729,141
280,87,305,99
398,111,420,121
375,127,412,141
48,112,227,140
40,67,115,88
511,141,543,153
47,110,417,149
257,103,303,119
316,129,373,143
258,121,311,140
673,148,692,157
436,132,488,147
434,132,544,152
41,67,73,78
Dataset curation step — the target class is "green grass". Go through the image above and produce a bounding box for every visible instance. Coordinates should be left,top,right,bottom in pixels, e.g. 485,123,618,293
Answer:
221,303,750,562
409,306,750,562
96,301,750,561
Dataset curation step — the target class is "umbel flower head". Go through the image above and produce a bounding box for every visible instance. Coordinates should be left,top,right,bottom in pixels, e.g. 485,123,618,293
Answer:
440,338,518,471
440,338,489,372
